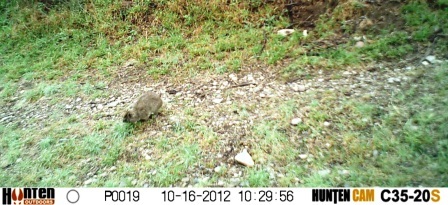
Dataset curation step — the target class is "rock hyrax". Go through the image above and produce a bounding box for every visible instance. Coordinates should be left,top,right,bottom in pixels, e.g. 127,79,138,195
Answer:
123,91,162,123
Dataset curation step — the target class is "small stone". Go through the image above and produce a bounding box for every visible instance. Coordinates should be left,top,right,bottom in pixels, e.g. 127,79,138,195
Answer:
107,100,120,108
303,30,308,37
181,177,190,183
200,177,210,183
298,154,308,159
355,41,365,48
84,178,97,185
213,98,224,104
338,170,350,175
425,55,436,64
76,97,82,102
217,180,225,186
65,104,73,109
235,149,254,167
247,74,255,82
230,178,240,186
422,61,430,66
373,150,379,157
119,181,127,187
229,74,238,82
109,166,117,171
343,71,351,75
214,166,223,173
291,118,302,125
0,116,13,123
298,85,306,92
277,29,295,36
323,121,331,127
318,169,331,176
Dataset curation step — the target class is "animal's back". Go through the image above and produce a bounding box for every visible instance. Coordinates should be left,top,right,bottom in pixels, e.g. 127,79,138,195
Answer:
134,91,162,119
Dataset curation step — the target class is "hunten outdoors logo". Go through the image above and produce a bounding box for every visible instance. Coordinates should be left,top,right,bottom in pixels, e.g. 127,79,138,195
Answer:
1,188,55,205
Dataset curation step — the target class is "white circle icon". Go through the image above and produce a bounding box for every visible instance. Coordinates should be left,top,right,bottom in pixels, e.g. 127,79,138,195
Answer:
66,189,80,204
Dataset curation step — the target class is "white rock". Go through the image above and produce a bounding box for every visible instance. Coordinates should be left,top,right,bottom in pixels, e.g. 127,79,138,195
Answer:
119,181,127,187
323,121,331,127
387,78,396,83
214,166,223,173
229,74,238,82
355,41,365,48
343,71,351,75
422,61,430,66
235,149,254,167
107,100,120,108
303,30,308,37
291,118,302,125
373,150,379,157
338,170,350,175
84,178,97,185
212,98,224,104
277,29,295,36
298,154,308,159
318,169,331,176
425,55,436,64
217,180,225,186
289,83,306,92
247,74,255,82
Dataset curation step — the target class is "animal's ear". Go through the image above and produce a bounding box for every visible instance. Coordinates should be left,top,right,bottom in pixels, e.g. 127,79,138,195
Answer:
123,111,132,122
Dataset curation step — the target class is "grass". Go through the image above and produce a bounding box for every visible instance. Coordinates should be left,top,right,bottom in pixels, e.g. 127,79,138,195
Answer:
1,0,447,187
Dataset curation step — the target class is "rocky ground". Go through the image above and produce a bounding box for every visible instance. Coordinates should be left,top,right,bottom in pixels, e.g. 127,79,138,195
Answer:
2,56,441,129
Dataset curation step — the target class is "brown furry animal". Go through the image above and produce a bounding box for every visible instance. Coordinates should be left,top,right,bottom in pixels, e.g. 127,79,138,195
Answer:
123,91,162,123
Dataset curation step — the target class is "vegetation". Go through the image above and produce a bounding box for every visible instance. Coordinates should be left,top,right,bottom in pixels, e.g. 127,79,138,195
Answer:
0,0,447,186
